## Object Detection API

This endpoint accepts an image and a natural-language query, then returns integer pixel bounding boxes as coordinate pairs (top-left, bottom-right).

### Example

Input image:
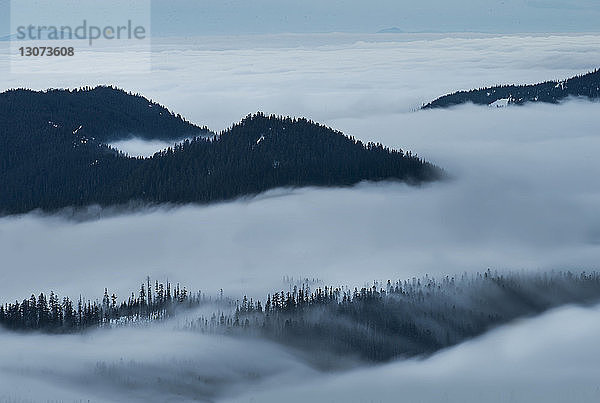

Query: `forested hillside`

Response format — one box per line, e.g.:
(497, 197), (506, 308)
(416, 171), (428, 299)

(423, 68), (600, 109)
(3, 271), (600, 364)
(220, 270), (600, 361)
(0, 88), (442, 215)
(0, 86), (210, 142)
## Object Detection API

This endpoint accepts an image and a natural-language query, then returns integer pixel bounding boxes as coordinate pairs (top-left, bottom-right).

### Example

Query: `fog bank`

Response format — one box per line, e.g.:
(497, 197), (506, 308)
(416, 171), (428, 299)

(225, 303), (600, 403)
(1, 34), (600, 402)
(1, 100), (600, 303)
(2, 34), (600, 129)
(1, 302), (599, 402)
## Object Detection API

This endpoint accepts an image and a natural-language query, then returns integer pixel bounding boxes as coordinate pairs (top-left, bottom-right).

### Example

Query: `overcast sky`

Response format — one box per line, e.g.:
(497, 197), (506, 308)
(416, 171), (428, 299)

(150, 0), (600, 35)
(2, 0), (600, 36)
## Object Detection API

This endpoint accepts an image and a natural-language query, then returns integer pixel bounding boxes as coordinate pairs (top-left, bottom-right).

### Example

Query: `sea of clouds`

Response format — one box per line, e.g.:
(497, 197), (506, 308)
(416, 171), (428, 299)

(1, 33), (600, 401)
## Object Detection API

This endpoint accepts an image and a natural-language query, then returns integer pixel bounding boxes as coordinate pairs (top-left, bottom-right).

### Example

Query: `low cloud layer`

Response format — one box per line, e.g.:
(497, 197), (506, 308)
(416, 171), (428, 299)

(1, 34), (600, 402)
(108, 138), (185, 158)
(0, 317), (318, 402)
(1, 100), (599, 303)
(1, 301), (599, 402)
(2, 33), (600, 129)
(225, 303), (600, 403)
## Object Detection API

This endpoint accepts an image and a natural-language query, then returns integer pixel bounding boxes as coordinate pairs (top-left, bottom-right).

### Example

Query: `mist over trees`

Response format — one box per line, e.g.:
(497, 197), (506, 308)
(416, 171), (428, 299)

(0, 87), (442, 215)
(423, 68), (600, 109)
(3, 271), (600, 364)
(208, 270), (600, 362)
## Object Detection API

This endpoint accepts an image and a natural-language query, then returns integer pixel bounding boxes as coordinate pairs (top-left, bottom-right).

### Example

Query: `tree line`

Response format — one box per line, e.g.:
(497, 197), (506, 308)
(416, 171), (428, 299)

(202, 270), (600, 362)
(3, 270), (600, 363)
(0, 279), (211, 332)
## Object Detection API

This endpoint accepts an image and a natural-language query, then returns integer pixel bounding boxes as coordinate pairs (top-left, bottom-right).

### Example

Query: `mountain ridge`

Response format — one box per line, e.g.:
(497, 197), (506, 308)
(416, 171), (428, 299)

(0, 87), (443, 215)
(422, 68), (600, 109)
(0, 85), (211, 143)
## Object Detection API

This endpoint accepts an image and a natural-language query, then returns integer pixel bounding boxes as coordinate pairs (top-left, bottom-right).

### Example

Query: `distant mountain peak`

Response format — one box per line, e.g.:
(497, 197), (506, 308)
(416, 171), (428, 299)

(377, 27), (404, 34)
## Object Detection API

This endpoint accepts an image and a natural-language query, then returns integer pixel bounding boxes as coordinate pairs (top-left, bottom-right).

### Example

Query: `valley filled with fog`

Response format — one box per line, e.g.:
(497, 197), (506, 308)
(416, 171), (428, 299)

(1, 34), (600, 402)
